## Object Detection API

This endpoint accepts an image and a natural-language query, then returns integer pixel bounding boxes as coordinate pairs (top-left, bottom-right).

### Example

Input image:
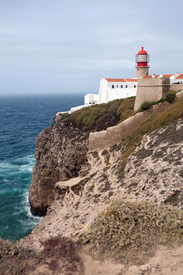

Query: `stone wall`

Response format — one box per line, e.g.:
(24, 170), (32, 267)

(89, 101), (171, 151)
(89, 91), (183, 151)
(170, 84), (183, 92)
(134, 77), (170, 111)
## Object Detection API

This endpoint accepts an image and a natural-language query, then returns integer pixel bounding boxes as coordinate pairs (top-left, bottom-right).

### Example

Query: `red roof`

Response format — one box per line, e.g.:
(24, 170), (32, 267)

(105, 78), (137, 82)
(125, 79), (138, 82)
(175, 74), (183, 79)
(137, 47), (148, 55)
(144, 74), (174, 79)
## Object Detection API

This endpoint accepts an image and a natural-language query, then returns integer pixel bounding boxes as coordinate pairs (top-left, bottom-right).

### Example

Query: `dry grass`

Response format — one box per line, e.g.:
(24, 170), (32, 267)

(0, 235), (83, 275)
(79, 201), (183, 266)
(59, 97), (136, 131)
(0, 238), (43, 275)
(118, 99), (183, 175)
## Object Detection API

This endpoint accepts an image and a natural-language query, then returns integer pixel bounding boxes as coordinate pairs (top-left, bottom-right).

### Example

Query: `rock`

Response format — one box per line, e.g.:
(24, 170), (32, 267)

(29, 119), (89, 215)
(140, 264), (150, 271)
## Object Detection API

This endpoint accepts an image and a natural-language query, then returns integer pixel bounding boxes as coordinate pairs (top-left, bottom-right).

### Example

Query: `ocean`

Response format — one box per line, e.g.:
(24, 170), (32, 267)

(0, 93), (85, 241)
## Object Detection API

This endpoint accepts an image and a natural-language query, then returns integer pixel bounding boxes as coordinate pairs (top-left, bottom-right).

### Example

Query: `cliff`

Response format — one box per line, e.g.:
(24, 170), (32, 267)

(20, 104), (183, 274)
(29, 98), (135, 215)
(29, 117), (89, 215)
(2, 96), (183, 274)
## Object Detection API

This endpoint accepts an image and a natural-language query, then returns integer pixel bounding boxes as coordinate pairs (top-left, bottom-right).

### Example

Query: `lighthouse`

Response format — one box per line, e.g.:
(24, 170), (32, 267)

(135, 47), (150, 78)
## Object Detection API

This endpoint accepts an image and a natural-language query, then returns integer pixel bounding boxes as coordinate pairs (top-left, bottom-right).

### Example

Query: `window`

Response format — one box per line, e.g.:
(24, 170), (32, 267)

(121, 85), (123, 88)
(112, 85), (114, 88)
(126, 85), (127, 88)
(134, 85), (136, 88)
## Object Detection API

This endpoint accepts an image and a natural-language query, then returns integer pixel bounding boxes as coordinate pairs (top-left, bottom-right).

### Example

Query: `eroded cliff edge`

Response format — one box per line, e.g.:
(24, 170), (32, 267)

(29, 117), (89, 215)
(28, 98), (129, 215)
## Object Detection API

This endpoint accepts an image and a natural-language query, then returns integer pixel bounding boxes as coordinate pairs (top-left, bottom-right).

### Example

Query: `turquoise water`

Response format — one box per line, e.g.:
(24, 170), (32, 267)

(0, 93), (84, 241)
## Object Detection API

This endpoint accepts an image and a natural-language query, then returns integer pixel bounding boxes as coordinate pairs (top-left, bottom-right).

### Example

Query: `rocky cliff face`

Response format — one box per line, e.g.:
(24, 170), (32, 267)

(29, 109), (120, 216)
(24, 117), (183, 252)
(29, 116), (89, 215)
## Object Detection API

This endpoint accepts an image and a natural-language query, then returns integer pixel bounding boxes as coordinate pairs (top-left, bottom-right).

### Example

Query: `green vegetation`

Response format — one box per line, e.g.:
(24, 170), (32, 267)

(140, 91), (177, 111)
(79, 200), (183, 266)
(152, 97), (166, 105)
(165, 91), (176, 103)
(59, 97), (136, 131)
(59, 112), (70, 123)
(140, 101), (153, 111)
(51, 122), (56, 128)
(116, 96), (136, 123)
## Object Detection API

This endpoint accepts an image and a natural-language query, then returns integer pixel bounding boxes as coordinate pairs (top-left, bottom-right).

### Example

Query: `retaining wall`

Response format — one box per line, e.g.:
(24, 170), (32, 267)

(89, 92), (183, 151)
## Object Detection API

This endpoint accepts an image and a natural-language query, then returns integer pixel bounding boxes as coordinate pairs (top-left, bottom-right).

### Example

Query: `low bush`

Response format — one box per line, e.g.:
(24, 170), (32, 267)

(42, 235), (83, 273)
(140, 101), (153, 111)
(152, 97), (166, 105)
(0, 238), (43, 274)
(79, 201), (183, 266)
(165, 91), (176, 103)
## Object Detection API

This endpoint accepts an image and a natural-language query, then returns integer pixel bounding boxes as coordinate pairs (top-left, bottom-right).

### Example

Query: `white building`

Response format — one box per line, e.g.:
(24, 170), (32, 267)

(143, 73), (183, 84)
(56, 47), (183, 115)
(85, 78), (138, 105)
(85, 47), (147, 105)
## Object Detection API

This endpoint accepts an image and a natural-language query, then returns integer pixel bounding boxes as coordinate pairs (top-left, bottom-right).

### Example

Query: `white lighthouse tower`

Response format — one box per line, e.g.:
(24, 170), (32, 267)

(135, 47), (150, 78)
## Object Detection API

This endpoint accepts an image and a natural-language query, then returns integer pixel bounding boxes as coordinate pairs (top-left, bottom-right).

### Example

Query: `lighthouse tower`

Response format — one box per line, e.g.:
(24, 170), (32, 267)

(135, 47), (149, 78)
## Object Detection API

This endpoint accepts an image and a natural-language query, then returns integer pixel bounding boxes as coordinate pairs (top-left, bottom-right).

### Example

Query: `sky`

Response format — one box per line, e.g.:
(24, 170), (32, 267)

(0, 0), (183, 95)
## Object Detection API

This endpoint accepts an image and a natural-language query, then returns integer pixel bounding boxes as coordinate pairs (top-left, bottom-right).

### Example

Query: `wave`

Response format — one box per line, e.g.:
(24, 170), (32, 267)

(0, 154), (36, 191)
(0, 154), (36, 174)
(23, 191), (43, 221)
(0, 154), (41, 240)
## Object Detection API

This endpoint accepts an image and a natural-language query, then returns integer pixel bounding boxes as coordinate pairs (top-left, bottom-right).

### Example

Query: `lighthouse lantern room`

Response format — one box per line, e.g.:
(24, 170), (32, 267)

(135, 47), (150, 78)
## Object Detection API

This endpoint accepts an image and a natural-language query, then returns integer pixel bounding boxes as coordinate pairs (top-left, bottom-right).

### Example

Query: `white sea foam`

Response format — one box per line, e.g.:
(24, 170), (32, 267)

(0, 154), (36, 175)
(23, 191), (43, 221)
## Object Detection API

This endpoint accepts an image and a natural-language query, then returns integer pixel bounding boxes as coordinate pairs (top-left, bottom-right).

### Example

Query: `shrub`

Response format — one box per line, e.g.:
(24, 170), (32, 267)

(43, 235), (79, 259)
(42, 235), (83, 273)
(140, 101), (153, 111)
(79, 201), (183, 266)
(0, 238), (43, 274)
(165, 91), (176, 103)
(152, 97), (166, 105)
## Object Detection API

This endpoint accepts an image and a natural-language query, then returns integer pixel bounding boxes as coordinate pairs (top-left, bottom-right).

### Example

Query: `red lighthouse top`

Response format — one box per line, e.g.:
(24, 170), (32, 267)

(136, 47), (149, 67)
(137, 47), (148, 55)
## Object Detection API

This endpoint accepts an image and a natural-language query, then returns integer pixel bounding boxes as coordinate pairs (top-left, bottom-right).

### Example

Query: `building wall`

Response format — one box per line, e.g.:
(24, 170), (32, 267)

(107, 88), (136, 102)
(98, 78), (137, 104)
(134, 77), (170, 111)
(85, 94), (99, 105)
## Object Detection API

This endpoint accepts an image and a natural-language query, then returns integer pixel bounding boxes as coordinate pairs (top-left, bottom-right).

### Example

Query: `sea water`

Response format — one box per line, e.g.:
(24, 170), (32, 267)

(0, 93), (84, 241)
